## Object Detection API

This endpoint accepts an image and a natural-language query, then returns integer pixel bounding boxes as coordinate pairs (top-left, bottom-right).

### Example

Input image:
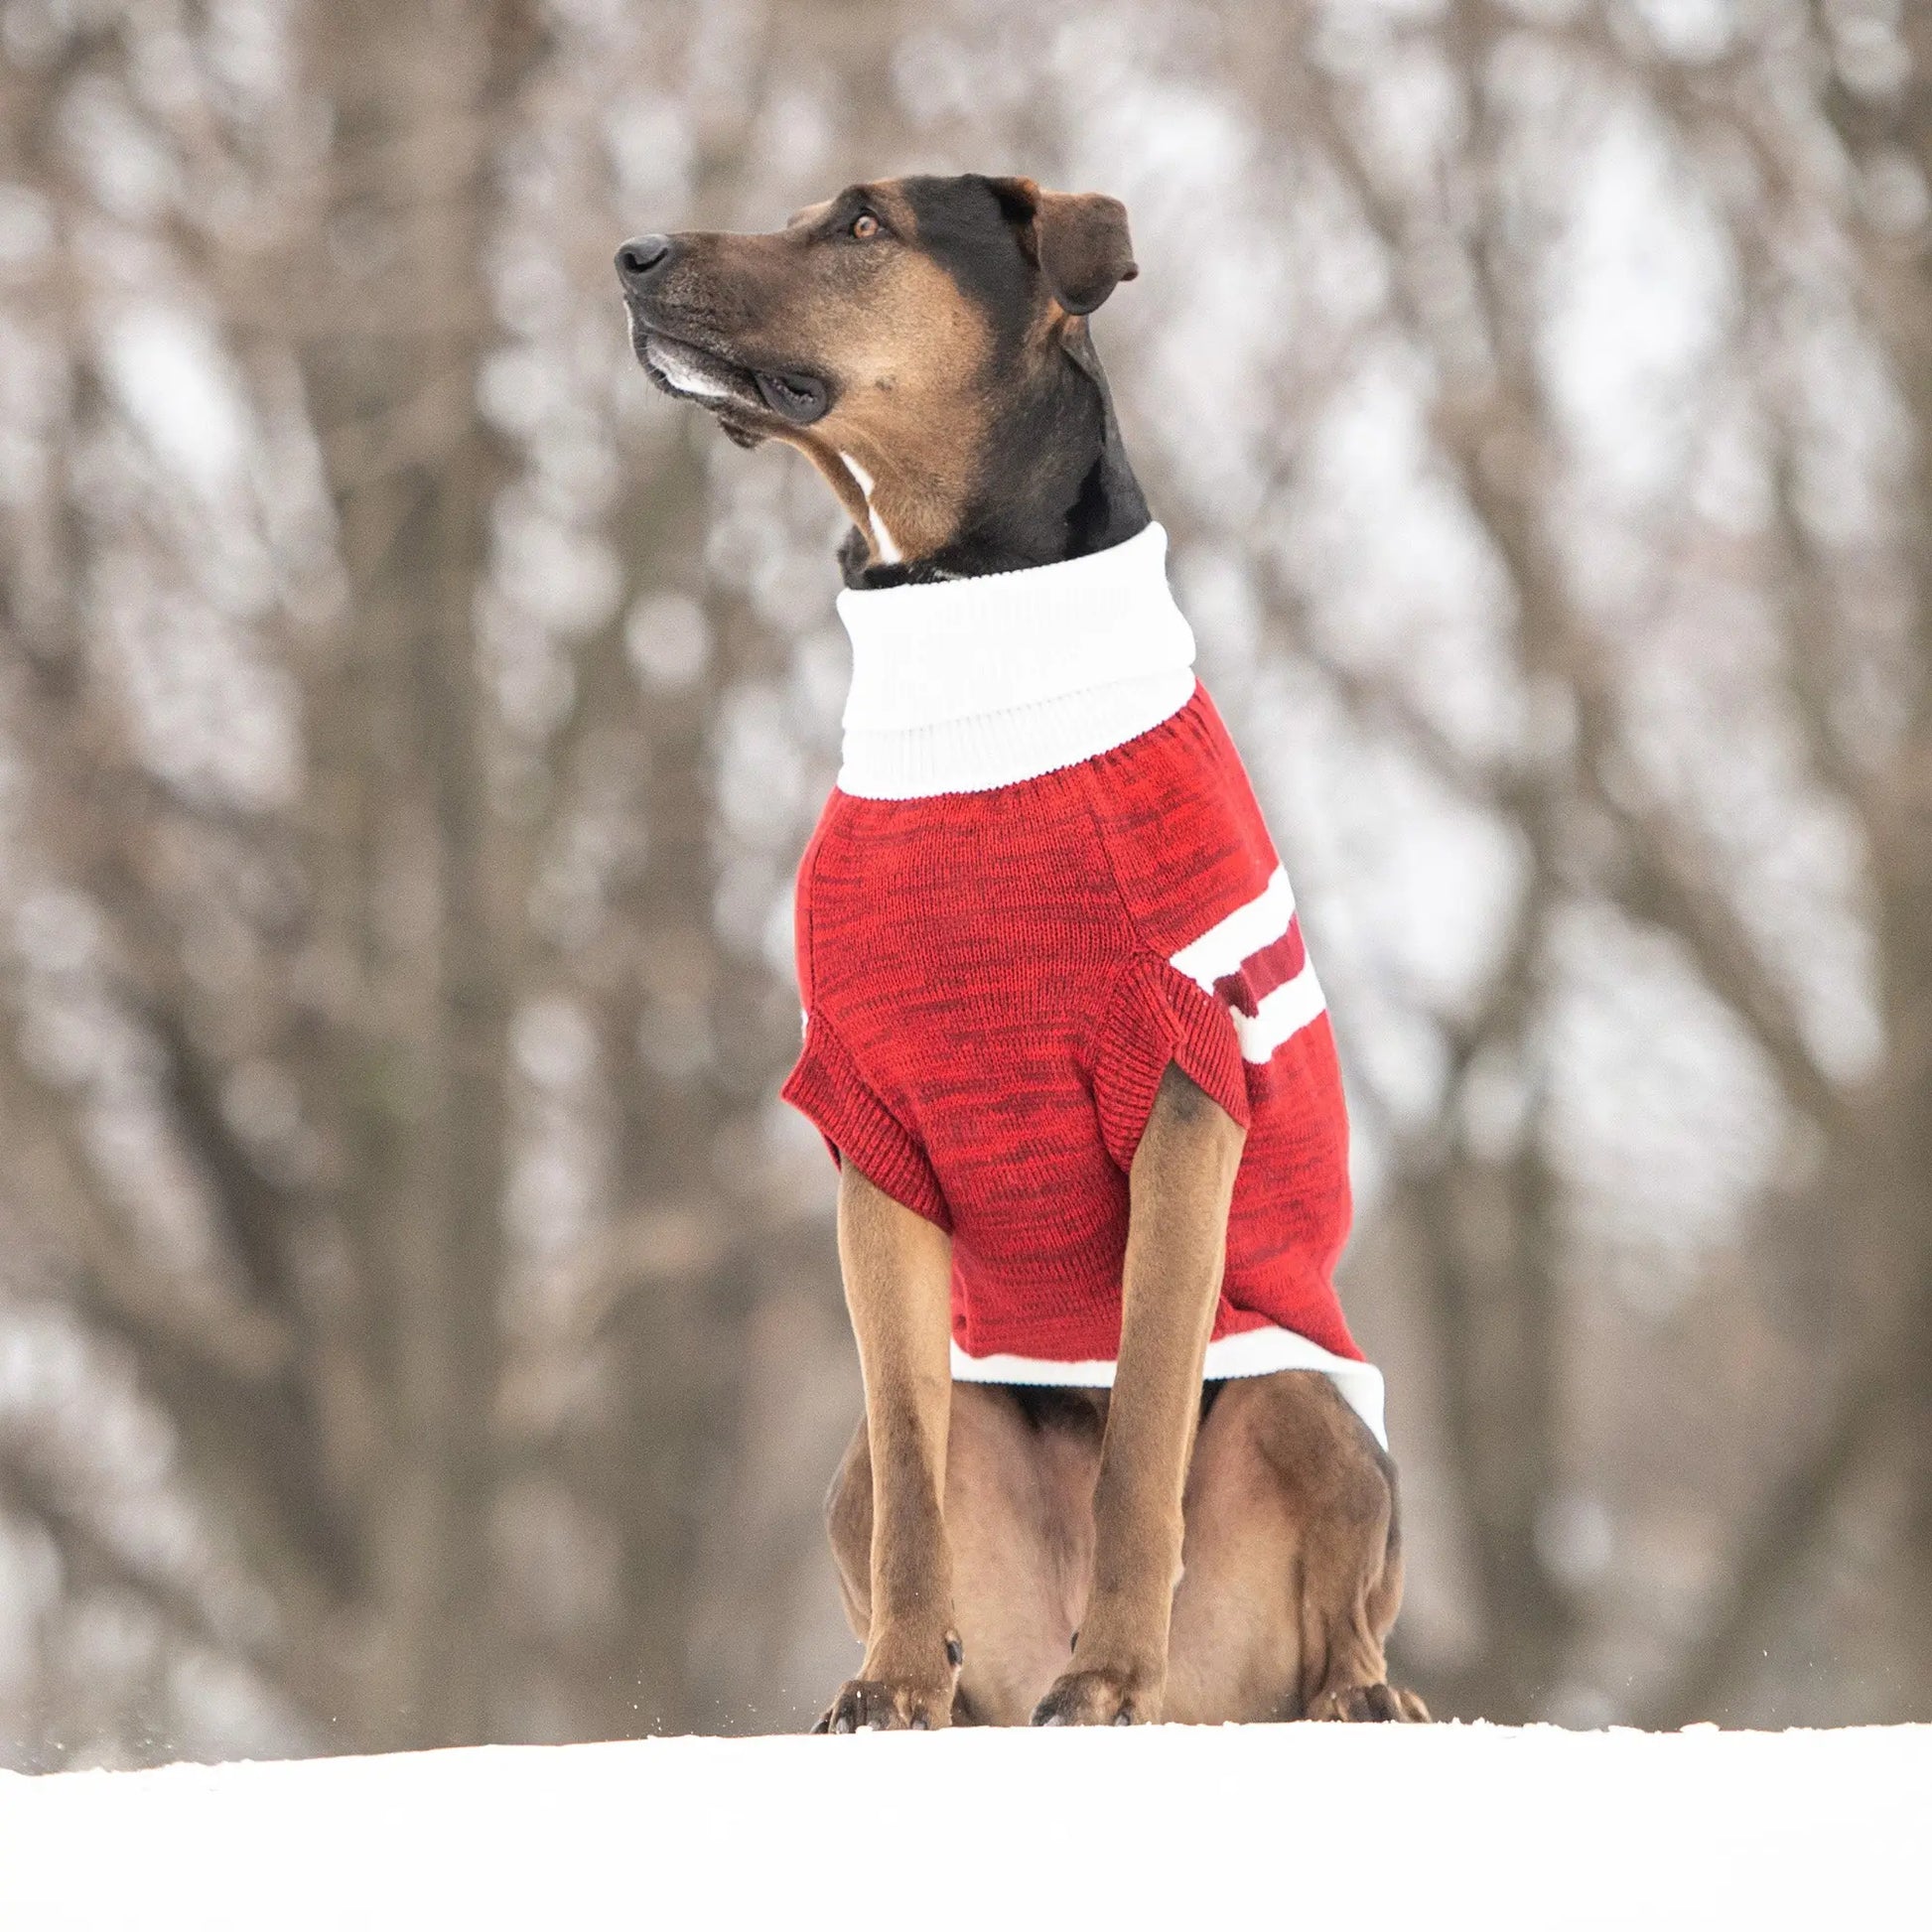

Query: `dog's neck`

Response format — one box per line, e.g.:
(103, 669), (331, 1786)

(836, 328), (1150, 590)
(832, 520), (1195, 796)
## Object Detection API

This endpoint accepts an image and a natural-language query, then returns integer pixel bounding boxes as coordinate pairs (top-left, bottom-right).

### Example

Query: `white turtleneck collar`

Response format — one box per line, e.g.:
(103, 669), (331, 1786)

(833, 521), (1197, 799)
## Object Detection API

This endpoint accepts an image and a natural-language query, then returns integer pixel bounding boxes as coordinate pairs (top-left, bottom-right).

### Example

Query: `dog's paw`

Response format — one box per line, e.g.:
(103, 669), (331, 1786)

(812, 1630), (963, 1734)
(1305, 1681), (1430, 1723)
(1030, 1664), (1158, 1727)
(813, 1678), (949, 1732)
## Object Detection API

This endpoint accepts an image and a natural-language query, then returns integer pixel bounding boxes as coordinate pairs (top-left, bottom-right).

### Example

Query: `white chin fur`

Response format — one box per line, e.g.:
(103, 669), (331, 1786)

(644, 338), (737, 403)
(841, 455), (903, 565)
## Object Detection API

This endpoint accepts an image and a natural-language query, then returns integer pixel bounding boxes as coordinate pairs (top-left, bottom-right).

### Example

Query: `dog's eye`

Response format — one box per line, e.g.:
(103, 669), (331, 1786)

(850, 211), (880, 239)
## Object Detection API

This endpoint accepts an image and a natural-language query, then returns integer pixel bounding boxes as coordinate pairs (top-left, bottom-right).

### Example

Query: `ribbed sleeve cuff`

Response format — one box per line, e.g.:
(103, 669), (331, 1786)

(780, 1013), (952, 1232)
(1090, 953), (1252, 1173)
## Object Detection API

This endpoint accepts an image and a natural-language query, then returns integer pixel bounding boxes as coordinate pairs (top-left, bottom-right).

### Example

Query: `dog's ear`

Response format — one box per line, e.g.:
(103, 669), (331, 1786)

(987, 177), (1139, 316)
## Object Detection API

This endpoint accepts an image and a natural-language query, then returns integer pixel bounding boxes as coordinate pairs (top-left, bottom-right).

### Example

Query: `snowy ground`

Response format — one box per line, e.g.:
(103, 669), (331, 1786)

(0, 1723), (1924, 1928)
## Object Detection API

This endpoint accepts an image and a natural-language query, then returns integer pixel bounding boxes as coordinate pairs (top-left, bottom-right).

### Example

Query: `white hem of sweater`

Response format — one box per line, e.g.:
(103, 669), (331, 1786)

(950, 1328), (1388, 1449)
(834, 523), (1198, 799)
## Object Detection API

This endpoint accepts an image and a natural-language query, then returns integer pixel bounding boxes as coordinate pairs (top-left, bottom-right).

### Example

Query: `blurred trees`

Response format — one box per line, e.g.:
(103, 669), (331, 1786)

(1251, 0), (1932, 1725)
(0, 0), (1927, 1764)
(0, 0), (864, 1759)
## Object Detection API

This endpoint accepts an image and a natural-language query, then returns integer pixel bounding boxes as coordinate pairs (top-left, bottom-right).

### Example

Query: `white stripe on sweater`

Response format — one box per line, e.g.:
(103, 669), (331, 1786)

(1169, 866), (1295, 992)
(1231, 959), (1327, 1062)
(1167, 867), (1326, 1059)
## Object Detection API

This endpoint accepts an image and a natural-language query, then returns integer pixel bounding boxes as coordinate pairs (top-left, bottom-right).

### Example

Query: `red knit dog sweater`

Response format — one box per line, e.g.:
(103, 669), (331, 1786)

(782, 524), (1384, 1444)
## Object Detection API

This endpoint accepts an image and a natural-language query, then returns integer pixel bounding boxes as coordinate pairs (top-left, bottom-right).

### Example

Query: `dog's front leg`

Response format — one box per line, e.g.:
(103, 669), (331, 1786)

(1034, 1062), (1245, 1725)
(816, 1164), (963, 1732)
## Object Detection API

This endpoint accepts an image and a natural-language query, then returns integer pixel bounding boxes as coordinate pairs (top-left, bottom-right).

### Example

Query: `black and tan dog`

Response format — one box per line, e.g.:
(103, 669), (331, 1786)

(617, 175), (1424, 1729)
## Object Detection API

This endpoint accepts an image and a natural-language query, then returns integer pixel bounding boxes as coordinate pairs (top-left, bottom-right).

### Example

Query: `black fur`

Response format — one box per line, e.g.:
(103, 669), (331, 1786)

(839, 176), (1149, 589)
(620, 172), (1151, 589)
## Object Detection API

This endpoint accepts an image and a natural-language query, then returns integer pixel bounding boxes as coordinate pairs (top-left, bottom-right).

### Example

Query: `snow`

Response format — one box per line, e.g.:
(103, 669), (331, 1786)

(0, 1723), (1922, 1928)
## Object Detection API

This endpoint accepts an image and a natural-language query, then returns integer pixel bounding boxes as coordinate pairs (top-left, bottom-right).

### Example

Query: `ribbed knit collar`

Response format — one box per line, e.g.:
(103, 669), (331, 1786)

(833, 521), (1197, 799)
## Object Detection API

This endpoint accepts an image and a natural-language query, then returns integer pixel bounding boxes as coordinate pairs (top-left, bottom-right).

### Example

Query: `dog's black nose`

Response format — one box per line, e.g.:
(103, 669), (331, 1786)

(616, 234), (673, 287)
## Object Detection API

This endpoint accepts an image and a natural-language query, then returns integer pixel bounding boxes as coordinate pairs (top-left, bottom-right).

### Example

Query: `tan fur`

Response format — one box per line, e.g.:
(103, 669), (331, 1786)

(817, 1063), (1427, 1730)
(826, 1367), (1425, 1726)
(1030, 1061), (1244, 1725)
(643, 185), (1007, 567)
(794, 192), (993, 565)
(815, 1162), (963, 1731)
(629, 177), (1428, 1729)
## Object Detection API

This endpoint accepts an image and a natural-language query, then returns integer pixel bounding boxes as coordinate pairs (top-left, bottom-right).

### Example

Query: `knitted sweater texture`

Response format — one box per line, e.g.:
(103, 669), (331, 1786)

(781, 526), (1384, 1443)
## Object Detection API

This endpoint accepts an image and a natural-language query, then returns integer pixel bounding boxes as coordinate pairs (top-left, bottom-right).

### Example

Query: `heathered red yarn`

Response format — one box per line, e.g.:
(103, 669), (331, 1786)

(782, 682), (1364, 1375)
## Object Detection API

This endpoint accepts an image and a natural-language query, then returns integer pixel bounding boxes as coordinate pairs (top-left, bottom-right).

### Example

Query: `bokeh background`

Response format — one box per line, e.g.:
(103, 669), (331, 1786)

(1, 0), (1928, 1768)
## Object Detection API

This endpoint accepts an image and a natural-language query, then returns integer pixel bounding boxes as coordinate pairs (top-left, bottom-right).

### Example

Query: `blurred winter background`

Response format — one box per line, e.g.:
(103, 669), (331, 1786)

(0, 0), (1928, 1768)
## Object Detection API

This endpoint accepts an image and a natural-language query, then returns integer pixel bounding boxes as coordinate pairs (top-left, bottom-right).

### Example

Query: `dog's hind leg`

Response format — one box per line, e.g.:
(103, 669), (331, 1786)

(1164, 1370), (1428, 1725)
(1298, 1437), (1430, 1725)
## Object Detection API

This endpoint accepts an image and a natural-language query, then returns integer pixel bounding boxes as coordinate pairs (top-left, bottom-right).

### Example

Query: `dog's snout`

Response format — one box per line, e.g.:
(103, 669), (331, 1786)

(616, 233), (673, 288)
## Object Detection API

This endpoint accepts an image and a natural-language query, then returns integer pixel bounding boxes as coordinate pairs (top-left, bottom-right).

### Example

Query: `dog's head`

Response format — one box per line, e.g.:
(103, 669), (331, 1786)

(616, 174), (1140, 581)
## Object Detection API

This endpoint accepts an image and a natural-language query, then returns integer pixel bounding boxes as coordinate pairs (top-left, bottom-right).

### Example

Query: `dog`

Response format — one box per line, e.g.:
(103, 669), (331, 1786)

(617, 175), (1425, 1729)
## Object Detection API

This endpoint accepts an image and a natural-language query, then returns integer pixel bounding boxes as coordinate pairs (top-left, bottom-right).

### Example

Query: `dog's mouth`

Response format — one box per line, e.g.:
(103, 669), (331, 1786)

(633, 326), (831, 428)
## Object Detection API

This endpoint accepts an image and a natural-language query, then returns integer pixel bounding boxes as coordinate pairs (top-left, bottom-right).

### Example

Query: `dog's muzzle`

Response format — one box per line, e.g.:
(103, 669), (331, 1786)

(616, 234), (832, 426)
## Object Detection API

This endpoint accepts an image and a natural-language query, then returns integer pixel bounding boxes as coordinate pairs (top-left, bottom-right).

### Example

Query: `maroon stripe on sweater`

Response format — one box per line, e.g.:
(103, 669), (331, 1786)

(1212, 919), (1306, 1018)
